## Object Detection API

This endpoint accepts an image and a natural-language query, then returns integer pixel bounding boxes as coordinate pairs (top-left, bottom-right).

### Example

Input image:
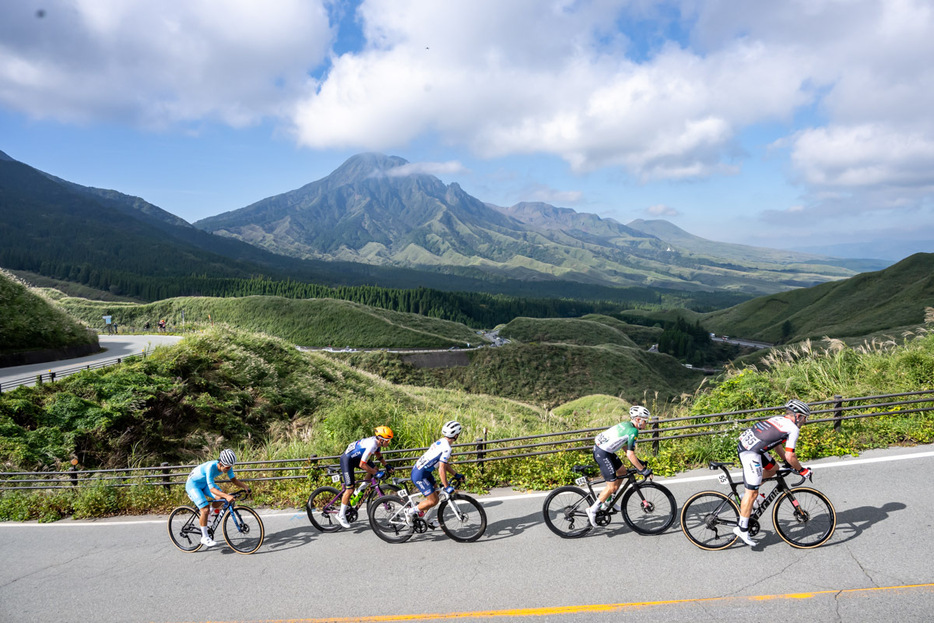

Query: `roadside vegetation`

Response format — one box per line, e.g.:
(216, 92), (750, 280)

(2, 318), (933, 521)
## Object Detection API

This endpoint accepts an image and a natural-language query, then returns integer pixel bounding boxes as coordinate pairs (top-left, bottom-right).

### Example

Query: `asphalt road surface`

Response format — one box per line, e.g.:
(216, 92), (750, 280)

(2, 445), (932, 622)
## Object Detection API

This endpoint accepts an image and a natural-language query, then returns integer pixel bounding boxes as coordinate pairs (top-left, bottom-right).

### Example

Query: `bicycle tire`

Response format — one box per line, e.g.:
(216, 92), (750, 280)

(772, 487), (836, 549)
(680, 490), (740, 551)
(167, 506), (203, 552)
(621, 482), (677, 535)
(438, 493), (487, 543)
(364, 483), (402, 514)
(306, 486), (343, 532)
(223, 505), (265, 554)
(367, 494), (414, 544)
(542, 486), (593, 538)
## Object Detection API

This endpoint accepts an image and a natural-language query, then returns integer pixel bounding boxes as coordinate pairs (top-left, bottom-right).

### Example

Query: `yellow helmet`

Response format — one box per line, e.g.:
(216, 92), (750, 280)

(375, 426), (394, 440)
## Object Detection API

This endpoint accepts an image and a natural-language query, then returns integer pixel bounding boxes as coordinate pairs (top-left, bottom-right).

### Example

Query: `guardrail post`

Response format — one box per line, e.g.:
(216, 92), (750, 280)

(651, 419), (660, 456)
(69, 461), (79, 487)
(833, 395), (843, 431)
(160, 462), (171, 490)
(36, 373), (43, 385)
(476, 429), (487, 474)
(49, 371), (56, 383)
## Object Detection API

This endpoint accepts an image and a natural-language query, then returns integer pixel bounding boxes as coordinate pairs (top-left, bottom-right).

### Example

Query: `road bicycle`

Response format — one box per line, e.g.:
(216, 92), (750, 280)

(680, 461), (836, 550)
(167, 490), (264, 554)
(542, 463), (677, 538)
(306, 465), (404, 532)
(367, 475), (486, 543)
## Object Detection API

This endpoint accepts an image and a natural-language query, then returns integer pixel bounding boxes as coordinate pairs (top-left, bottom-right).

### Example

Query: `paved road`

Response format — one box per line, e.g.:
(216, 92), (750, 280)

(0, 334), (183, 386)
(1, 445), (932, 622)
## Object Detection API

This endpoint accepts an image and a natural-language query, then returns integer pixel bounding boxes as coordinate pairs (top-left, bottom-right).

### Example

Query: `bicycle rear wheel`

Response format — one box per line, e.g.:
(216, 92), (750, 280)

(167, 506), (203, 552)
(306, 486), (343, 532)
(367, 494), (414, 544)
(542, 486), (593, 538)
(364, 483), (402, 514)
(680, 491), (740, 550)
(223, 506), (265, 554)
(438, 493), (486, 543)
(772, 487), (836, 549)
(621, 482), (677, 535)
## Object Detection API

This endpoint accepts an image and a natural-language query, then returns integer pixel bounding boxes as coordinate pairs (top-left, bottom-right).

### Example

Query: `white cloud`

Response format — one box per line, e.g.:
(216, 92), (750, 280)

(0, 0), (332, 127)
(382, 160), (467, 177)
(647, 203), (679, 217)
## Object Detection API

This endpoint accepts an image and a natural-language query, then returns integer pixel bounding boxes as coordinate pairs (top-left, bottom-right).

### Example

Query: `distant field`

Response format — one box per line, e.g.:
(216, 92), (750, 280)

(58, 295), (480, 348)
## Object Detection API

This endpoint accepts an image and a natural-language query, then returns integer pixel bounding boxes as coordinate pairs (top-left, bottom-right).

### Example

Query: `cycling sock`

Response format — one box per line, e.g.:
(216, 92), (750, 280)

(738, 516), (750, 530)
(200, 526), (209, 538)
(339, 503), (349, 516)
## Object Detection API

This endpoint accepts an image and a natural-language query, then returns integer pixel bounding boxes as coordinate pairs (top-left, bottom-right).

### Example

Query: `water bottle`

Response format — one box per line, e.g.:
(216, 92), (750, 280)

(350, 482), (366, 506)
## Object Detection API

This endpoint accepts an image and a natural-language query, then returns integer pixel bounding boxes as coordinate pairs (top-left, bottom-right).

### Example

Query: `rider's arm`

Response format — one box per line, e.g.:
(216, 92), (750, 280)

(775, 446), (804, 471)
(625, 449), (645, 471)
(230, 476), (251, 492)
(440, 461), (457, 488)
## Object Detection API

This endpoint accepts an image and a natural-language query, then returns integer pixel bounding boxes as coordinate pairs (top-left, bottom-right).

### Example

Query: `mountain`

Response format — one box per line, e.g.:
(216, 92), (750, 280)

(196, 153), (864, 295)
(791, 240), (933, 263)
(700, 252), (934, 343)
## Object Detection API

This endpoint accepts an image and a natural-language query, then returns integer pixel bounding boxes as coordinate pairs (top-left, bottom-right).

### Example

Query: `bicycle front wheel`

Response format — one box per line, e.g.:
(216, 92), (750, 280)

(438, 493), (487, 543)
(367, 494), (414, 544)
(167, 506), (203, 552)
(542, 486), (593, 538)
(621, 482), (677, 535)
(772, 487), (836, 549)
(223, 506), (265, 554)
(680, 491), (740, 550)
(307, 486), (343, 532)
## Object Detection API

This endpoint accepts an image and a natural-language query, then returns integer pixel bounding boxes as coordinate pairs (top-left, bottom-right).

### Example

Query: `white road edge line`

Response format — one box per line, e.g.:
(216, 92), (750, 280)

(3, 449), (932, 527)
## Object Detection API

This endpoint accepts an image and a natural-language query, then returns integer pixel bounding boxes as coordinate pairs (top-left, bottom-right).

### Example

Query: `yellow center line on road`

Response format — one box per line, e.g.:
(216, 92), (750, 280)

(170, 583), (934, 623)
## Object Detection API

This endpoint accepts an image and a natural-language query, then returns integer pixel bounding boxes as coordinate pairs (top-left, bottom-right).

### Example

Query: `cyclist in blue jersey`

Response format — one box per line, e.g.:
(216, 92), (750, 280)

(184, 449), (251, 547)
(733, 399), (812, 546)
(336, 425), (394, 528)
(586, 406), (652, 528)
(405, 421), (465, 524)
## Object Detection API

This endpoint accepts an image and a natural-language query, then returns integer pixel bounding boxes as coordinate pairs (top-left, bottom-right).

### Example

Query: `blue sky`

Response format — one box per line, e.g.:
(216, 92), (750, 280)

(2, 0), (933, 258)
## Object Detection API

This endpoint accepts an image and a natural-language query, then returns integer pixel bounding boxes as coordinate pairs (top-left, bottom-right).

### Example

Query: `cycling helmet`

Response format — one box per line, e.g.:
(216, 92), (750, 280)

(218, 449), (237, 467)
(785, 399), (811, 418)
(375, 425), (394, 440)
(629, 405), (651, 421)
(441, 420), (463, 438)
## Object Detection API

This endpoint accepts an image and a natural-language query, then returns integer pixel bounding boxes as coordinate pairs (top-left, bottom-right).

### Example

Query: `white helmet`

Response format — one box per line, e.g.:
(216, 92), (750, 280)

(441, 420), (463, 438)
(219, 449), (237, 467)
(785, 399), (811, 419)
(629, 405), (651, 421)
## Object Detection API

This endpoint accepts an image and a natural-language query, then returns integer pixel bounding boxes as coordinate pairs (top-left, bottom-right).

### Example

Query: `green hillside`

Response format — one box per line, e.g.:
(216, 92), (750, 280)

(0, 270), (98, 356)
(701, 253), (934, 342)
(57, 295), (479, 348)
(498, 316), (638, 348)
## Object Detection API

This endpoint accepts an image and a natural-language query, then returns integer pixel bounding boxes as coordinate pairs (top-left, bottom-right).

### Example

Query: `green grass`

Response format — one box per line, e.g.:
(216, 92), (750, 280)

(57, 294), (479, 348)
(0, 270), (99, 354)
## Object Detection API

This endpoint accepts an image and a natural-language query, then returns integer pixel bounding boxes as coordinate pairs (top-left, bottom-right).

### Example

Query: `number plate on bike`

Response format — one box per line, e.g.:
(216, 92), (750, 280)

(717, 474), (729, 485)
(331, 474), (340, 483)
(398, 489), (408, 498)
(575, 476), (588, 487)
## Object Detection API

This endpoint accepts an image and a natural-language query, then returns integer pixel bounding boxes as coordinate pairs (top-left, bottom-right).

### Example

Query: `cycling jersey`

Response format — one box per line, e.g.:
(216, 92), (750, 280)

(414, 438), (453, 472)
(185, 460), (235, 509)
(594, 422), (639, 454)
(343, 436), (380, 464)
(737, 416), (800, 454)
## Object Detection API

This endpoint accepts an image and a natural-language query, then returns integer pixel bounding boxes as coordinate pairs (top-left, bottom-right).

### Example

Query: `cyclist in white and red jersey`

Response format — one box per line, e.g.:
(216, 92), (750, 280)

(733, 399), (812, 546)
(586, 406), (652, 528)
(337, 426), (394, 528)
(404, 421), (465, 524)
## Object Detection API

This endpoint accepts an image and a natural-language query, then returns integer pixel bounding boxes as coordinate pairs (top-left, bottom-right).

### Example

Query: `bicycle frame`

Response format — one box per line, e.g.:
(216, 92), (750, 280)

(324, 467), (399, 508)
(710, 462), (803, 524)
(574, 467), (646, 511)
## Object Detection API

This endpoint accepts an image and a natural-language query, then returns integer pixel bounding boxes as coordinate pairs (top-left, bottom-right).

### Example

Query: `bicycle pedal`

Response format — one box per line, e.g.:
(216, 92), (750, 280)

(427, 522), (437, 530)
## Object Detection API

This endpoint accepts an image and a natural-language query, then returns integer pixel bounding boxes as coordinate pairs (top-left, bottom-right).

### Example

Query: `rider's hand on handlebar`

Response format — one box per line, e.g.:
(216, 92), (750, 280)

(443, 485), (456, 494)
(639, 466), (653, 477)
(376, 469), (385, 479)
(797, 467), (812, 479)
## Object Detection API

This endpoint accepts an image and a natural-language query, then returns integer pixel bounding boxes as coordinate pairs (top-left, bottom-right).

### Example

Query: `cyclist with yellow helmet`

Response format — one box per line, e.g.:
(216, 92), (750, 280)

(337, 426), (395, 528)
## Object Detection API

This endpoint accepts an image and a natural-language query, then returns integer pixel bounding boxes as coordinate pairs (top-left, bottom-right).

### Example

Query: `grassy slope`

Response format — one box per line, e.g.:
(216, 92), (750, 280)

(498, 316), (638, 347)
(0, 270), (98, 354)
(700, 253), (934, 342)
(57, 295), (479, 348)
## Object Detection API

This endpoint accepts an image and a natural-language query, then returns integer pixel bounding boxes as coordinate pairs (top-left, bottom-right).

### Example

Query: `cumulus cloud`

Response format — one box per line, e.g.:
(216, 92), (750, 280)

(0, 0), (332, 127)
(382, 160), (467, 177)
(647, 203), (679, 217)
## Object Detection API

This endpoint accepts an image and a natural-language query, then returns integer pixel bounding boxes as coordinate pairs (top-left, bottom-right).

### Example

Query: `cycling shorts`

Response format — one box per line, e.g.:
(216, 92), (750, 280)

(411, 468), (437, 496)
(340, 454), (374, 488)
(738, 448), (776, 490)
(593, 446), (623, 482)
(185, 480), (216, 509)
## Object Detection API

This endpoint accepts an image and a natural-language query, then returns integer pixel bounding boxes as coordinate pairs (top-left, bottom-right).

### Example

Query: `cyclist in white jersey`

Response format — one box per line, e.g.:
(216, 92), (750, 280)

(405, 421), (465, 524)
(184, 449), (251, 547)
(733, 399), (813, 546)
(336, 426), (394, 528)
(586, 406), (652, 527)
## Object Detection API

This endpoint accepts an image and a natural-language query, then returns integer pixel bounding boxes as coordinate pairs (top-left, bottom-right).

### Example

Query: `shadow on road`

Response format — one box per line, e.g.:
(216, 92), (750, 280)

(481, 507), (541, 542)
(243, 523), (323, 555)
(823, 501), (907, 547)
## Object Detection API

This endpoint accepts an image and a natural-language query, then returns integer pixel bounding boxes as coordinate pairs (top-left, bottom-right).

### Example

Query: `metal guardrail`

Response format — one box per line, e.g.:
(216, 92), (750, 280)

(0, 350), (151, 392)
(1, 389), (932, 491)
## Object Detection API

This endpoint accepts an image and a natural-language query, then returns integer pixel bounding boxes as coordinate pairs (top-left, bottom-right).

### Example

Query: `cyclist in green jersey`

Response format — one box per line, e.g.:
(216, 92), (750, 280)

(586, 406), (652, 528)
